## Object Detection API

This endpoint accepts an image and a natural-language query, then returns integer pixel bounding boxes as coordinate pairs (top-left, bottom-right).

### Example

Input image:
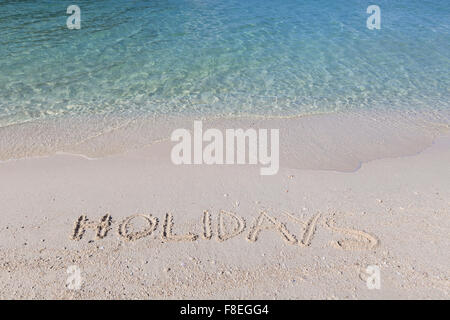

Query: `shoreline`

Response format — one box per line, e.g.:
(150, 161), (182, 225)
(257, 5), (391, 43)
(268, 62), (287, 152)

(1, 0), (449, 301)
(1, 108), (449, 171)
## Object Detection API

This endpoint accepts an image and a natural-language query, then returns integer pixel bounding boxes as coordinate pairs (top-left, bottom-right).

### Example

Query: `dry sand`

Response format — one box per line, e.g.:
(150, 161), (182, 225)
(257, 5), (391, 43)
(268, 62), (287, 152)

(0, 114), (449, 299)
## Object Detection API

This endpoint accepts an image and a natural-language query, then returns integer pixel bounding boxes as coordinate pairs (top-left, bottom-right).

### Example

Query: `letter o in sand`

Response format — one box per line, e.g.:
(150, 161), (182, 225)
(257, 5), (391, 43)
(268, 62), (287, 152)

(118, 214), (158, 241)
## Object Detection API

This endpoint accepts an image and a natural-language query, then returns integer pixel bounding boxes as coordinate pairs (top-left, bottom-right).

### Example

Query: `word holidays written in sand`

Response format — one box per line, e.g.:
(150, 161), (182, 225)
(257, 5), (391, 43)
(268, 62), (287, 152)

(171, 121), (279, 175)
(70, 210), (378, 251)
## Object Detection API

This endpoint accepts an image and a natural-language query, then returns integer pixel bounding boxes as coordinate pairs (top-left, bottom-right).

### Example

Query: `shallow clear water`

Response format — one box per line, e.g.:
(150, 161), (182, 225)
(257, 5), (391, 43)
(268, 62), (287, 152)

(0, 0), (449, 127)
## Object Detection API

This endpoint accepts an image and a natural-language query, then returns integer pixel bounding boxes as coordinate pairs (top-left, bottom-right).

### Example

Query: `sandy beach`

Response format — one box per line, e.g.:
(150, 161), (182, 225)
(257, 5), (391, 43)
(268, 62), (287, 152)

(1, 0), (449, 303)
(0, 114), (448, 300)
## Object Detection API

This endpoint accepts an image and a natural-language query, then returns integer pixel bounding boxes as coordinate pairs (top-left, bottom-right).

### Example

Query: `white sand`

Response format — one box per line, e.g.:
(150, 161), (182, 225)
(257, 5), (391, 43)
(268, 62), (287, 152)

(0, 115), (449, 299)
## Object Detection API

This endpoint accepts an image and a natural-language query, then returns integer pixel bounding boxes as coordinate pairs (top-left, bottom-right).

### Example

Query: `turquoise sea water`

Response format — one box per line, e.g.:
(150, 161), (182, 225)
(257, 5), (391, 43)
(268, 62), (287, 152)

(0, 0), (449, 127)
